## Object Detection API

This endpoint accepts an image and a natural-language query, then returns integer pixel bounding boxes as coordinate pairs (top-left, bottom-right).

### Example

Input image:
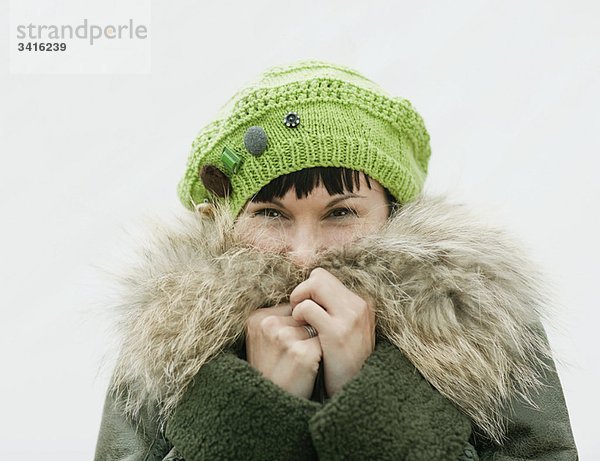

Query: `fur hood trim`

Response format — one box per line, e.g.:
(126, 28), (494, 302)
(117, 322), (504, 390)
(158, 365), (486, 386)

(105, 194), (552, 443)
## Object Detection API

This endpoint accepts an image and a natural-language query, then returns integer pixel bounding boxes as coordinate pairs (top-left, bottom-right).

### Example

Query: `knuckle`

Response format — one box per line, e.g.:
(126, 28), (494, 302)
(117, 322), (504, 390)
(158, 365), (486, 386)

(351, 299), (369, 319)
(296, 299), (312, 310)
(333, 321), (352, 341)
(292, 299), (308, 317)
(289, 341), (319, 367)
(309, 267), (329, 283)
(344, 307), (360, 325)
(273, 326), (293, 346)
(246, 312), (262, 331)
(310, 267), (325, 277)
(356, 298), (369, 313)
(309, 276), (325, 292)
(288, 342), (306, 360)
(258, 315), (279, 333)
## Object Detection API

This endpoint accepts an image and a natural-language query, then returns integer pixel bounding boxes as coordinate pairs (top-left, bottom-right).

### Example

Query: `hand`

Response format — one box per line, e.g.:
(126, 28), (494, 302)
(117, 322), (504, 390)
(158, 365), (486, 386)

(289, 268), (376, 397)
(245, 303), (323, 400)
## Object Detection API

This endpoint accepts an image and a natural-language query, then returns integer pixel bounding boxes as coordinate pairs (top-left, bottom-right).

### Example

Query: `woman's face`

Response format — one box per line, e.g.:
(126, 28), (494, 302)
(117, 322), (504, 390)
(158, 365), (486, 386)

(234, 174), (390, 267)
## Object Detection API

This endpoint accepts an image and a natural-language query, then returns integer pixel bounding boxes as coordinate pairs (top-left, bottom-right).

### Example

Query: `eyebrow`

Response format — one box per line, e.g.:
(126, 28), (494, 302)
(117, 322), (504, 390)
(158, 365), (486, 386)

(267, 193), (366, 209)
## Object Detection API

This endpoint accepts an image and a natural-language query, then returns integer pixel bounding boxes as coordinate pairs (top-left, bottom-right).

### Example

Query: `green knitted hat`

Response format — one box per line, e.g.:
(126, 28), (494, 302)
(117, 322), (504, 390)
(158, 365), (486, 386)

(177, 59), (431, 216)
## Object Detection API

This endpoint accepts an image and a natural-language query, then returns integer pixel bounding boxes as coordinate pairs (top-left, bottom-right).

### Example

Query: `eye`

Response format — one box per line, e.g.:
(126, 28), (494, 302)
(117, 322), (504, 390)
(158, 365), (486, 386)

(328, 207), (358, 218)
(253, 207), (284, 219)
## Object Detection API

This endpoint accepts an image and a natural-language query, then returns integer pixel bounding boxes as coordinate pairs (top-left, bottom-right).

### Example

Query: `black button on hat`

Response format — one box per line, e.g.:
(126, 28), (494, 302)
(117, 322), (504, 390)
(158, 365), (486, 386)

(243, 126), (268, 156)
(283, 111), (300, 127)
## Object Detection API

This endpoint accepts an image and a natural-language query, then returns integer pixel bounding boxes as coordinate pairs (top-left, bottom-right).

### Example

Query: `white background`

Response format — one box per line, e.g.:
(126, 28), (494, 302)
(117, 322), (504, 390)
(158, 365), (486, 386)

(1, 0), (599, 459)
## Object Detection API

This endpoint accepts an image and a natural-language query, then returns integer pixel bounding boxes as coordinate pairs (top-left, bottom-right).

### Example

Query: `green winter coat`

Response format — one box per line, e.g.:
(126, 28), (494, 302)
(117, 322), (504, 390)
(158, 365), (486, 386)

(94, 194), (578, 460)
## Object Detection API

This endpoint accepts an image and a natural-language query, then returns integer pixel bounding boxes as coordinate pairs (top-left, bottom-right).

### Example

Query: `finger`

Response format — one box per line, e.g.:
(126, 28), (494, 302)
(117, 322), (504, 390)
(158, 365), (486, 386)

(254, 303), (293, 318)
(263, 314), (306, 328)
(289, 268), (355, 316)
(247, 304), (294, 334)
(255, 313), (316, 342)
(276, 324), (321, 344)
(301, 324), (319, 340)
(292, 298), (332, 336)
(274, 317), (320, 341)
(289, 336), (323, 364)
(304, 336), (323, 356)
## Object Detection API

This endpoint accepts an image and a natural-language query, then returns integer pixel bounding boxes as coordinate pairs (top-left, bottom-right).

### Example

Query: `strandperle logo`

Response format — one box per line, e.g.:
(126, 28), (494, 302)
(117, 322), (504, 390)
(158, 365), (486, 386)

(16, 18), (148, 46)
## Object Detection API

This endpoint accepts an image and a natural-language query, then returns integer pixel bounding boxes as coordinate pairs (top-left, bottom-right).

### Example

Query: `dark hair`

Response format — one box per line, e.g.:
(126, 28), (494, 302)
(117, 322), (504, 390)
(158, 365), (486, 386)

(250, 167), (399, 214)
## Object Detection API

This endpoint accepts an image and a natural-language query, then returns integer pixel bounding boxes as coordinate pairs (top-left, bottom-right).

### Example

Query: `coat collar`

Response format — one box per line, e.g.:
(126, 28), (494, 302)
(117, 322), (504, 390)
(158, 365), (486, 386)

(105, 193), (551, 443)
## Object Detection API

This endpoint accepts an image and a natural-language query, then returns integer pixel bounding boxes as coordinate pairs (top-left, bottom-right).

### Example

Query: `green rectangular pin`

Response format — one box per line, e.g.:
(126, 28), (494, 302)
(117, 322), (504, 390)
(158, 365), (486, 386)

(221, 146), (243, 175)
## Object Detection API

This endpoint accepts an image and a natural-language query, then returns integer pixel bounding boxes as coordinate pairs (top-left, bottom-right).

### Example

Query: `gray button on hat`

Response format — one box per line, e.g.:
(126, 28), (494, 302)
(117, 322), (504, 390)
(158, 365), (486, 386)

(243, 126), (268, 156)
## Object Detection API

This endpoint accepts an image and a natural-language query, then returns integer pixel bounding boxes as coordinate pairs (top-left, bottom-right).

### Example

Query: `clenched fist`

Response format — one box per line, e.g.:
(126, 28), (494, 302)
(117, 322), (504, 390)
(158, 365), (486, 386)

(245, 303), (323, 399)
(290, 268), (376, 397)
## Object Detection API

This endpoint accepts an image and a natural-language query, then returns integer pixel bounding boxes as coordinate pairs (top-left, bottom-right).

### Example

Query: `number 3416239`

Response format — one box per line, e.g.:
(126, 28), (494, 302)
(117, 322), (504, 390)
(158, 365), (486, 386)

(17, 42), (67, 51)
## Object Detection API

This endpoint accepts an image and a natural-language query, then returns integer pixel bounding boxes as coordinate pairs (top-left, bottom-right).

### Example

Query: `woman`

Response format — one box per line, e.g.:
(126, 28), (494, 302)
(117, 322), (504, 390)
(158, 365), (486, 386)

(94, 60), (578, 460)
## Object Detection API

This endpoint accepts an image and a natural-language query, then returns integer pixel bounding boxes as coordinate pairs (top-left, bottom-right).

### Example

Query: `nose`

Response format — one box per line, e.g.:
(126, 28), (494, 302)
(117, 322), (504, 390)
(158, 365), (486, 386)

(288, 248), (317, 267)
(286, 226), (321, 267)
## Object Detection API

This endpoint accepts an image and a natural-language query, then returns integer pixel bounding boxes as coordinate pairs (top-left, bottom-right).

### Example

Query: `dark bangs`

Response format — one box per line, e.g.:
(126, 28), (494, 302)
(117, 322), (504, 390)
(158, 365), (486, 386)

(251, 166), (397, 206)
